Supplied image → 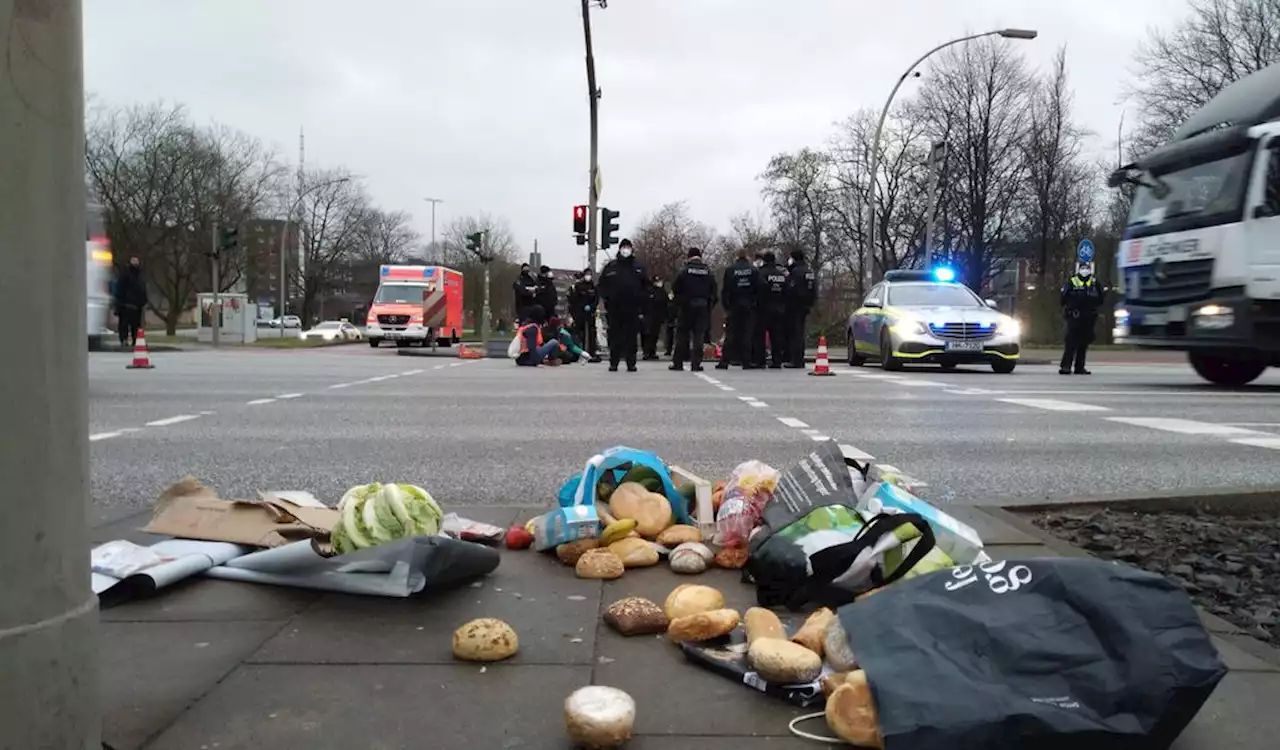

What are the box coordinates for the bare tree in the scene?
[1128,0,1280,154]
[914,37,1034,292]
[760,148,840,279]
[630,201,718,281]
[437,213,522,328]
[708,209,775,269]
[295,169,368,322]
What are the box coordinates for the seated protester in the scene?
[515,306,561,367]
[543,316,588,364]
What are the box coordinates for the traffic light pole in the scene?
[211,223,221,348]
[0,1,101,746]
[581,0,601,269]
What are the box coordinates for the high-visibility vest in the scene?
[1069,276,1095,289]
[517,323,543,355]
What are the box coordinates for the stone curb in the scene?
[982,505,1280,668]
[1001,486,1280,515]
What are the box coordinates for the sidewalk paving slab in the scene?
[95,505,1280,749]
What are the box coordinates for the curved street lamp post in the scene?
[278,176,351,329]
[864,28,1037,287]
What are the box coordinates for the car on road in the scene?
[847,269,1022,373]
[269,315,302,329]
[300,321,362,342]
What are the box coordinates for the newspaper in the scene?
[91,539,250,606]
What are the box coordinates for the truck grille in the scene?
[377,314,409,325]
[1126,258,1214,305]
[928,322,996,341]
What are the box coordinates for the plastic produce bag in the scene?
[557,446,693,525]
[858,481,988,566]
[834,557,1226,750]
[712,460,780,547]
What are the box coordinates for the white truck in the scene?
[1110,62,1280,386]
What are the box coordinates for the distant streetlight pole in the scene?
[423,197,444,254]
[864,28,1037,288]
[278,176,350,330]
[581,0,607,270]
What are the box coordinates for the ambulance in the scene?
[365,265,463,348]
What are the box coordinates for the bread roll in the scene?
[556,538,599,566]
[791,607,835,657]
[744,607,787,645]
[662,584,725,620]
[747,638,823,683]
[575,549,625,580]
[823,615,859,671]
[607,537,660,568]
[666,608,740,642]
[825,671,883,749]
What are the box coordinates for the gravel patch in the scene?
[1029,509,1279,643]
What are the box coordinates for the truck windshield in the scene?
[1129,151,1252,228]
[374,284,428,304]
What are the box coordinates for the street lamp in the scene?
[864,28,1037,286]
[581,0,608,271]
[278,176,351,330]
[423,197,444,255]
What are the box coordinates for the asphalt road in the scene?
[87,346,1280,522]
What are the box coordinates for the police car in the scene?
[846,268,1021,373]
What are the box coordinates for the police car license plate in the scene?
[1142,313,1168,326]
[945,341,983,352]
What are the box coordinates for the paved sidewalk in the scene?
[94,505,1280,750]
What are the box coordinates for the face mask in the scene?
[620,248,632,259]
[787,258,795,267]
[655,281,663,288]
[1078,265,1092,279]
[584,274,593,282]
[753,260,763,268]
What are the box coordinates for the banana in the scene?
[600,518,638,545]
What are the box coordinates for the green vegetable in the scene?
[332,482,444,554]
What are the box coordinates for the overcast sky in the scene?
[85,0,1178,269]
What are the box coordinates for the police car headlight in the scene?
[891,319,929,337]
[997,317,1021,338]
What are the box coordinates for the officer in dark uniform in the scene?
[599,239,647,372]
[534,266,558,317]
[717,249,759,370]
[642,276,668,361]
[1060,261,1104,375]
[662,286,679,357]
[747,251,767,365]
[783,249,816,368]
[753,251,788,368]
[567,268,600,361]
[512,263,538,322]
[670,247,717,372]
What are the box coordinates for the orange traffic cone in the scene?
[457,343,469,358]
[809,335,834,377]
[459,343,483,360]
[126,329,155,370]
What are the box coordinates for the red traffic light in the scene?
[572,204,587,234]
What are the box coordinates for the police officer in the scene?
[670,247,717,372]
[753,251,788,369]
[783,249,816,368]
[534,265,558,317]
[567,268,600,361]
[662,285,679,357]
[717,249,759,370]
[512,263,538,321]
[1060,260,1104,375]
[599,239,647,372]
[642,276,668,361]
[748,251,767,365]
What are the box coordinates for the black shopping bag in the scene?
[838,557,1226,750]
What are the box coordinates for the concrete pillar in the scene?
[0,1,101,747]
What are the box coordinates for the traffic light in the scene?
[465,231,485,253]
[218,225,239,254]
[573,205,587,235]
[600,207,620,248]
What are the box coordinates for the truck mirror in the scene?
[1106,170,1126,188]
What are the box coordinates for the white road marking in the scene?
[276,393,304,399]
[449,362,466,367]
[1105,417,1265,436]
[246,398,276,405]
[944,388,1006,396]
[1222,423,1280,427]
[778,417,809,428]
[433,365,446,370]
[402,369,424,376]
[747,400,768,408]
[90,431,124,442]
[1229,436,1280,450]
[986,389,1280,398]
[329,383,352,389]
[146,414,201,427]
[896,380,947,388]
[717,385,736,392]
[800,428,831,441]
[997,398,1110,412]
[849,372,903,380]
[737,396,755,402]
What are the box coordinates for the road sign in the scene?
[1076,239,1095,263]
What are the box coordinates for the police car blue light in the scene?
[932,266,956,283]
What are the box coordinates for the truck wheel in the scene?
[880,331,903,371]
[396,340,410,348]
[369,339,380,348]
[1188,353,1266,386]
